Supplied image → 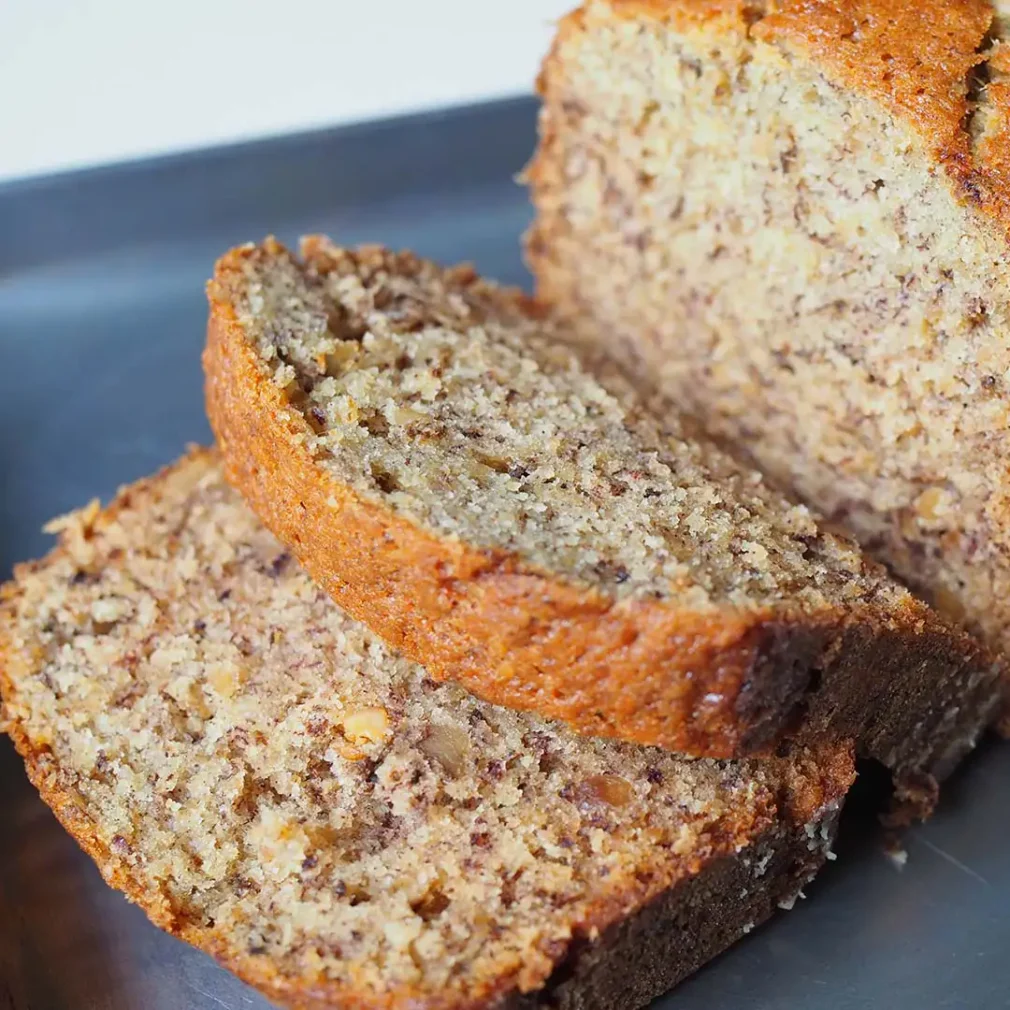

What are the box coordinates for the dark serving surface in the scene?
[1,98,1008,1010]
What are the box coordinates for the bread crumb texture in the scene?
[0,452,850,1009]
[526,0,1010,664]
[222,237,903,615]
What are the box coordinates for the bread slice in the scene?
[0,450,853,1010]
[204,236,998,792]
[526,0,1010,689]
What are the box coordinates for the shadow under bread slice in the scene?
[0,449,852,1010]
[204,237,1000,797]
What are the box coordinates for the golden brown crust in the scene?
[0,451,854,1010]
[204,240,999,785]
[583,0,1010,237]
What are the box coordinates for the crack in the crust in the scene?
[965,51,994,145]
[964,14,1006,147]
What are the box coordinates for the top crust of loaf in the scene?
[0,450,852,1010]
[573,0,1010,238]
[204,237,998,777]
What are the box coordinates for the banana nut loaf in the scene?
[203,236,999,795]
[0,450,854,1010]
[526,0,1010,689]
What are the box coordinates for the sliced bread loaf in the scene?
[203,237,999,792]
[0,450,853,1010]
[526,0,1010,684]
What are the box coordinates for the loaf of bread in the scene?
[0,451,853,1010]
[526,0,1010,687]
[204,236,999,797]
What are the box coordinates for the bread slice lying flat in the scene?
[0,450,852,1010]
[204,236,998,793]
[526,0,1010,688]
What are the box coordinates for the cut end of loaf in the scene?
[0,450,851,1009]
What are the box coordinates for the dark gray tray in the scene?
[1,98,1008,1010]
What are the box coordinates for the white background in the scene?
[0,0,572,182]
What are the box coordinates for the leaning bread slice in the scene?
[526,0,1010,690]
[0,450,853,1010]
[204,237,1000,788]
